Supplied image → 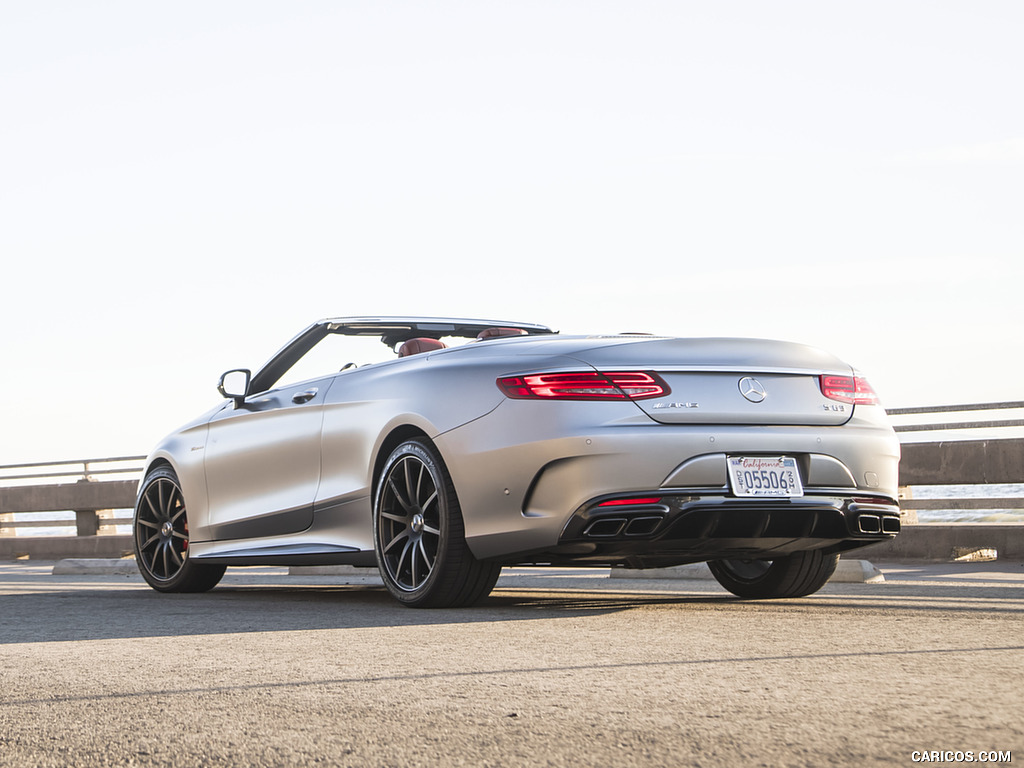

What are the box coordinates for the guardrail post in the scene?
[74,478,98,536]
[897,487,919,524]
[97,508,118,534]
[74,509,99,536]
[0,513,14,537]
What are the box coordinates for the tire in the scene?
[707,551,839,599]
[133,466,226,593]
[373,439,501,608]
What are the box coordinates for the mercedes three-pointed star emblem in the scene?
[738,376,767,403]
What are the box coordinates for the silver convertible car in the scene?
[134,317,901,607]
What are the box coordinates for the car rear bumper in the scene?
[525,492,901,568]
[438,399,900,562]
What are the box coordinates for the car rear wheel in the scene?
[374,439,501,608]
[133,466,226,593]
[707,551,839,599]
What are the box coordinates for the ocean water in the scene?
[907,483,1024,523]
[6,511,131,538]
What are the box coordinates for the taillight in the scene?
[497,371,669,400]
[819,374,879,405]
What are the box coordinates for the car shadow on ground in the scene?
[0,584,714,645]
[2,575,1023,645]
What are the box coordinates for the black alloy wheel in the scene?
[133,466,225,592]
[373,439,501,608]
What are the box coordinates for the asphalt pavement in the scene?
[1,561,1021,767]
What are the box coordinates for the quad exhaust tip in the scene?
[858,514,881,534]
[583,514,665,538]
[856,514,900,535]
[583,517,627,537]
[624,516,663,536]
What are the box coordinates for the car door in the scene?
[202,376,331,540]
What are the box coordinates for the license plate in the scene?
[727,456,803,498]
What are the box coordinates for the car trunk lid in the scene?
[567,337,854,426]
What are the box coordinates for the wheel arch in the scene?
[144,456,174,474]
[137,444,210,538]
[369,423,502,607]
[371,425,435,499]
[138,455,176,495]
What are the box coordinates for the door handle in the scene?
[291,388,318,404]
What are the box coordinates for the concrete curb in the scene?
[49,558,886,583]
[611,563,716,580]
[287,565,384,584]
[52,558,139,576]
[288,565,380,577]
[610,559,884,584]
[831,559,885,583]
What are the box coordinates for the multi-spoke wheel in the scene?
[377,449,442,592]
[373,439,501,608]
[133,466,225,593]
[707,551,839,599]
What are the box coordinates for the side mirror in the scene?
[217,369,251,407]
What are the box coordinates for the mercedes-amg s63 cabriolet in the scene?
[134,317,900,606]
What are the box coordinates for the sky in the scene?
[2,1,1023,465]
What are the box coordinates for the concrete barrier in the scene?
[861,523,1024,562]
[0,535,134,560]
[0,481,138,515]
[899,438,1024,484]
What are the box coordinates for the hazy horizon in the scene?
[2,1,1022,464]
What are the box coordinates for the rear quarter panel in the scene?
[315,349,578,508]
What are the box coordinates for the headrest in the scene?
[476,327,528,340]
[398,337,447,357]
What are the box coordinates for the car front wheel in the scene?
[373,439,501,608]
[133,466,226,593]
[707,551,839,599]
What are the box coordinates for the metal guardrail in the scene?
[0,456,145,538]
[1,401,1022,547]
[887,400,1024,434]
[0,455,146,484]
[886,402,1023,518]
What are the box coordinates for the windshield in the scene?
[270,334,398,390]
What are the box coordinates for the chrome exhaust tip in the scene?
[583,518,627,537]
[624,516,664,536]
[858,514,881,534]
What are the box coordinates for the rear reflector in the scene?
[819,374,879,405]
[596,497,663,507]
[498,371,669,400]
